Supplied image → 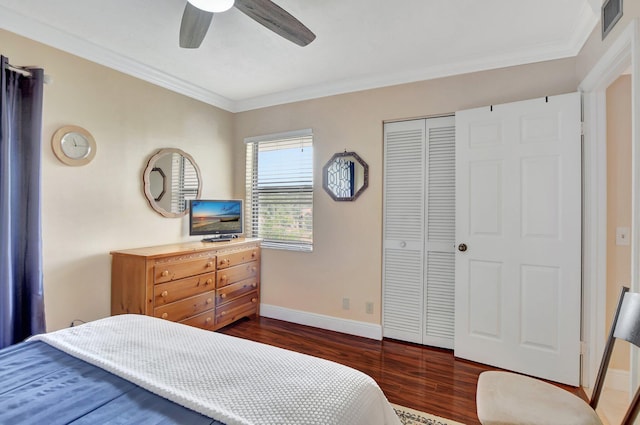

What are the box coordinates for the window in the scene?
[245,129,313,251]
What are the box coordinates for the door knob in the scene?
[458,243,468,252]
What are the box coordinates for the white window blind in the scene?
[245,130,313,252]
[170,153,199,213]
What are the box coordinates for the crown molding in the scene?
[0,5,235,111]
[234,5,598,112]
[1,4,598,113]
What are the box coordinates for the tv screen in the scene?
[189,199,243,239]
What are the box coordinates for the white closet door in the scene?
[424,117,456,348]
[383,119,426,344]
[454,93,581,386]
[383,116,456,348]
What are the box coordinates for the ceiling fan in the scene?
[179,0,316,48]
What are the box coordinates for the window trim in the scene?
[245,129,314,252]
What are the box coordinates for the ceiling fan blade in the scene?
[234,0,316,47]
[179,2,214,48]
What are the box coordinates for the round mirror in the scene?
[142,148,202,218]
[322,151,369,201]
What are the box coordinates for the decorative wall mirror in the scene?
[322,151,369,201]
[142,148,202,218]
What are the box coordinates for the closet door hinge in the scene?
[580,341,588,356]
[580,122,585,136]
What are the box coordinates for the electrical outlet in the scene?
[342,297,350,310]
[365,302,374,314]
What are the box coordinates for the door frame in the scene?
[580,18,639,390]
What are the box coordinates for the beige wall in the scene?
[576,7,640,378]
[234,59,579,324]
[577,3,640,81]
[606,75,632,371]
[0,30,235,331]
[4,15,615,333]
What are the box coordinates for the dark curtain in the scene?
[0,56,45,348]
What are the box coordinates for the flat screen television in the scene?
[189,199,243,241]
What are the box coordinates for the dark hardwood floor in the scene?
[219,316,585,425]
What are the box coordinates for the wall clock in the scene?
[51,125,96,166]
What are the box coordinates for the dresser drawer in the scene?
[154,291,215,322]
[154,257,216,283]
[154,272,215,306]
[111,239,260,331]
[216,277,258,306]
[217,248,260,269]
[215,292,258,327]
[180,309,215,331]
[217,262,258,288]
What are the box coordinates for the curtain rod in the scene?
[7,63,32,77]
[6,63,52,84]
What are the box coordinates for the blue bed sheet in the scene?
[0,340,225,425]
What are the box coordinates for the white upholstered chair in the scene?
[476,286,640,425]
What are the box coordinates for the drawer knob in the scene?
[205,317,212,323]
[221,275,228,282]
[252,282,258,288]
[220,293,227,299]
[161,313,168,319]
[251,251,256,258]
[206,262,214,268]
[221,311,227,316]
[161,270,169,277]
[206,298,213,304]
[251,267,257,273]
[251,298,258,303]
[161,291,168,298]
[206,279,213,286]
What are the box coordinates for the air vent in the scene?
[602,0,623,40]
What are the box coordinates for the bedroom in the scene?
[0,0,639,424]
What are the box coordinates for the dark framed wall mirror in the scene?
[142,148,202,218]
[322,151,369,201]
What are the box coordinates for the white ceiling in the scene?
[0,0,600,112]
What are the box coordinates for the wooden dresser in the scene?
[110,238,261,331]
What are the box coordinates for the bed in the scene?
[0,314,401,425]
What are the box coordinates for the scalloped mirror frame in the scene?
[142,148,202,218]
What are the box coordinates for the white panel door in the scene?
[454,93,582,386]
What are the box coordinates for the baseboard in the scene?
[605,368,629,392]
[259,304,382,341]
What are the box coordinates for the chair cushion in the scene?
[476,371,603,425]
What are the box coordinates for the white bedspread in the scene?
[30,315,401,425]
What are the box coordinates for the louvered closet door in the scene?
[383,119,426,344]
[383,116,455,348]
[424,117,455,348]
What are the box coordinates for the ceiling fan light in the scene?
[188,0,235,13]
